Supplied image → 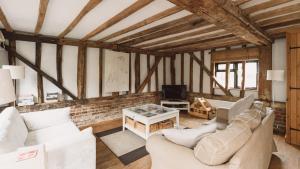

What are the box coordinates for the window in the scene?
[215,61,258,89]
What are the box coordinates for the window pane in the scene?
[217,64,226,70]
[229,72,235,88]
[229,63,234,70]
[245,62,257,88]
[216,72,226,87]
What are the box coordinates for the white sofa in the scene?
[146,109,275,169]
[0,107,96,169]
[216,94,255,124]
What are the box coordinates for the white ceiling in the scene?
[0,0,298,45]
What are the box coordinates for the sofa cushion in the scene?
[25,122,79,146]
[0,107,28,154]
[162,123,217,148]
[21,107,71,131]
[194,120,252,165]
[251,101,267,119]
[234,109,261,131]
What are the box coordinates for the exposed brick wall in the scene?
[16,92,160,127]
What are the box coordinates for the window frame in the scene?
[214,60,259,90]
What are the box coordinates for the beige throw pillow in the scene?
[234,109,261,131]
[194,121,252,165]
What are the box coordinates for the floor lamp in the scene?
[266,70,285,106]
[0,69,16,107]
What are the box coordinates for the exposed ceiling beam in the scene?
[2,30,172,56]
[250,3,300,22]
[58,0,102,38]
[98,6,182,42]
[267,24,300,35]
[161,36,244,53]
[168,0,272,45]
[136,25,219,48]
[262,18,300,30]
[147,31,231,51]
[0,7,13,32]
[243,0,291,15]
[122,18,208,46]
[232,0,251,6]
[113,14,198,44]
[81,0,153,41]
[35,0,49,34]
[258,12,300,27]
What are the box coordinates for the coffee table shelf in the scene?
[122,104,179,139]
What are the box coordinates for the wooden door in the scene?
[287,30,300,145]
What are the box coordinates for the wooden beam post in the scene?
[0,7,13,32]
[35,0,49,34]
[135,53,141,92]
[128,53,132,94]
[36,42,44,103]
[200,51,204,94]
[240,61,246,97]
[8,39,16,65]
[181,53,184,85]
[77,45,87,99]
[170,55,176,85]
[147,54,151,92]
[225,63,230,90]
[137,56,162,93]
[189,53,194,92]
[258,46,272,101]
[6,46,77,99]
[56,44,63,85]
[155,56,159,92]
[163,56,166,85]
[99,48,103,96]
[210,49,215,95]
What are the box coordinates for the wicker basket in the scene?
[126,117,135,128]
[159,120,174,129]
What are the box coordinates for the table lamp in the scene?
[0,69,16,106]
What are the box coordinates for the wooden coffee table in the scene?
[122,104,179,139]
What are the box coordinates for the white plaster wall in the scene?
[62,45,78,99]
[158,56,164,91]
[140,54,148,93]
[41,43,61,101]
[150,55,156,92]
[86,47,99,98]
[16,41,37,100]
[183,53,190,91]
[165,57,171,85]
[272,38,286,102]
[131,53,136,93]
[175,54,181,85]
[203,50,211,94]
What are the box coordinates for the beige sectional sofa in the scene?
[146,109,274,169]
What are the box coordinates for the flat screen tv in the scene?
[162,85,187,101]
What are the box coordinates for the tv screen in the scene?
[162,85,187,100]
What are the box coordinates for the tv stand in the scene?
[161,100,190,112]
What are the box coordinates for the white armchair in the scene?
[0,107,96,169]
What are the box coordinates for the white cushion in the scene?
[0,107,28,154]
[162,123,217,148]
[234,109,261,131]
[21,107,71,131]
[194,120,252,165]
[251,101,267,119]
[25,122,79,146]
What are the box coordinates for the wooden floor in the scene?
[95,114,300,169]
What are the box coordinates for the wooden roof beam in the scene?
[121,18,208,46]
[136,25,219,48]
[35,0,49,34]
[58,0,102,38]
[244,0,291,15]
[113,14,198,44]
[98,6,182,42]
[81,0,153,41]
[168,0,271,45]
[0,7,13,32]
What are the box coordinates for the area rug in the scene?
[95,127,148,165]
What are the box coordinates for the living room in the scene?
[0,0,300,169]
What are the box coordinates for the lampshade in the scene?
[0,69,16,105]
[2,65,25,79]
[266,70,285,81]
